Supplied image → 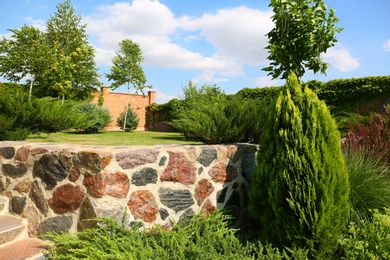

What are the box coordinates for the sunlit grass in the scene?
[26,130,203,146]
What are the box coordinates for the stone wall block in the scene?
[49,184,86,214]
[115,149,159,169]
[39,215,73,235]
[160,151,196,185]
[159,187,194,213]
[68,166,81,182]
[29,180,48,216]
[198,148,217,167]
[1,147,15,159]
[83,171,130,198]
[131,168,158,186]
[208,162,238,183]
[23,206,39,237]
[77,197,97,231]
[10,196,26,215]
[14,179,32,193]
[195,179,215,206]
[200,199,217,217]
[15,146,30,162]
[30,147,48,156]
[33,153,68,189]
[127,190,158,223]
[2,164,28,178]
[74,151,112,173]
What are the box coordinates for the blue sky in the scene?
[1,0,390,103]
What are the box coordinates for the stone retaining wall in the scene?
[0,142,257,237]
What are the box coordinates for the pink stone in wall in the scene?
[195,179,215,206]
[115,149,159,169]
[127,190,158,223]
[208,162,238,183]
[49,184,86,214]
[83,171,130,198]
[160,151,197,185]
[14,146,30,162]
[200,199,217,217]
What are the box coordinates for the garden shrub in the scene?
[74,103,111,133]
[31,97,85,134]
[343,147,390,224]
[171,95,257,144]
[343,106,390,164]
[249,72,350,258]
[0,87,33,140]
[340,208,390,259]
[44,211,309,259]
[117,105,139,132]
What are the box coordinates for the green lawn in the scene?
[26,130,203,146]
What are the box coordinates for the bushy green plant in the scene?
[44,211,308,259]
[0,87,33,140]
[249,73,350,258]
[343,147,390,223]
[74,103,111,133]
[117,105,139,132]
[340,208,390,259]
[31,97,84,134]
[171,95,256,144]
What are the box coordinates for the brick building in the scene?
[92,86,156,131]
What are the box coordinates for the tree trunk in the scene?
[29,79,34,100]
[123,84,131,133]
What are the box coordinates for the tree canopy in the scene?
[263,0,342,80]
[105,39,149,132]
[0,0,100,100]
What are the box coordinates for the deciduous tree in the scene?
[106,39,148,132]
[263,0,342,79]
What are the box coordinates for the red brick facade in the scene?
[92,87,156,131]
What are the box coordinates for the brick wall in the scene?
[92,87,156,131]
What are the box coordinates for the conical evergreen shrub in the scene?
[249,73,350,258]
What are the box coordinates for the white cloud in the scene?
[254,76,281,87]
[322,47,360,72]
[94,47,115,66]
[384,39,390,52]
[83,1,273,83]
[22,17,46,31]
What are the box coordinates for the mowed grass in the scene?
[26,130,203,146]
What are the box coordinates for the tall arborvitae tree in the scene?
[44,0,100,100]
[249,73,350,258]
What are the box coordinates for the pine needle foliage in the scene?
[249,73,350,258]
[116,105,139,132]
[44,211,309,259]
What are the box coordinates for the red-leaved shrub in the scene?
[343,106,390,164]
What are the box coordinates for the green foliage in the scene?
[264,0,342,79]
[0,0,99,101]
[249,73,350,258]
[305,76,390,113]
[31,98,85,134]
[171,95,255,144]
[73,103,111,134]
[105,39,147,92]
[0,87,34,140]
[343,148,390,224]
[117,105,140,132]
[340,209,390,259]
[0,25,52,99]
[44,0,100,100]
[44,211,309,259]
[235,86,282,100]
